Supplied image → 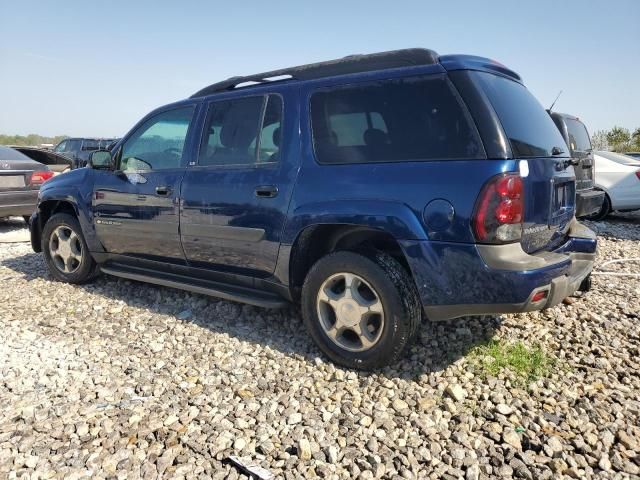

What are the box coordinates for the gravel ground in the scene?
[0,214,639,479]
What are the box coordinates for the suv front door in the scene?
[180,91,296,278]
[92,104,197,265]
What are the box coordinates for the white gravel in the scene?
[1,213,639,479]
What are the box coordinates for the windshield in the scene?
[471,72,568,158]
[565,118,592,152]
[0,145,32,161]
[595,150,640,166]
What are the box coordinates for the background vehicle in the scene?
[10,146,73,174]
[0,145,53,222]
[53,138,118,168]
[548,112,604,217]
[625,152,640,159]
[588,151,640,219]
[30,49,596,369]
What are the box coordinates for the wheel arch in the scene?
[285,223,416,301]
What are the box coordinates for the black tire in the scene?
[301,250,421,370]
[586,193,611,221]
[41,213,98,284]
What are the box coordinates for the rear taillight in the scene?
[635,170,640,181]
[473,173,524,243]
[30,171,54,186]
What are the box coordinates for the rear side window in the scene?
[472,72,568,158]
[81,140,100,151]
[565,118,591,153]
[199,94,283,166]
[310,74,484,164]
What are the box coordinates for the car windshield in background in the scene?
[596,150,640,166]
[565,118,592,152]
[472,72,568,158]
[0,145,32,161]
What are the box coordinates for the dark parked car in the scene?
[0,145,53,222]
[625,152,640,159]
[30,49,596,369]
[53,138,118,168]
[10,146,73,174]
[548,112,604,217]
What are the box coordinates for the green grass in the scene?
[469,340,554,383]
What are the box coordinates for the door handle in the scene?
[254,185,278,198]
[156,186,172,196]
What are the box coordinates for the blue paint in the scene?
[32,51,597,319]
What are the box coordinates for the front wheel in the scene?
[42,213,98,283]
[301,251,421,370]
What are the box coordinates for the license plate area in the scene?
[0,175,26,189]
[550,181,575,225]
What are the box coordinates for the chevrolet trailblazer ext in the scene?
[30,49,596,369]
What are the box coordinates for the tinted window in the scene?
[120,106,194,171]
[54,141,67,153]
[67,140,81,153]
[310,74,483,164]
[565,118,591,152]
[199,94,283,166]
[81,139,100,151]
[0,145,32,161]
[472,72,568,158]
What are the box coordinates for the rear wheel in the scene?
[587,193,611,221]
[42,213,98,283]
[301,250,421,370]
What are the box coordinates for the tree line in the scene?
[0,134,68,147]
[591,127,640,153]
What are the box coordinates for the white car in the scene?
[590,151,640,219]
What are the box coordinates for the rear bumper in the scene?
[0,190,39,217]
[400,220,596,321]
[575,188,605,218]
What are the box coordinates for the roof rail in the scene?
[190,48,439,98]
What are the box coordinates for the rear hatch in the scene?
[557,115,594,192]
[467,71,576,253]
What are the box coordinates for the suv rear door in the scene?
[180,89,296,278]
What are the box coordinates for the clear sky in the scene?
[1,0,638,138]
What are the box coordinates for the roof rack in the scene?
[190,48,439,98]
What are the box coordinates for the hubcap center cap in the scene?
[338,300,360,327]
[58,241,71,258]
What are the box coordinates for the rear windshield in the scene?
[0,145,32,161]
[565,118,592,152]
[472,72,568,158]
[310,74,484,164]
[596,150,640,166]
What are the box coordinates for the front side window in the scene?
[199,94,283,166]
[472,72,568,158]
[120,106,194,171]
[54,141,67,153]
[310,74,484,164]
[565,118,592,153]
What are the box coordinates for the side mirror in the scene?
[89,150,113,169]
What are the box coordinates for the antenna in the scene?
[549,90,563,112]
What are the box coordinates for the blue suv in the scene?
[30,49,596,369]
